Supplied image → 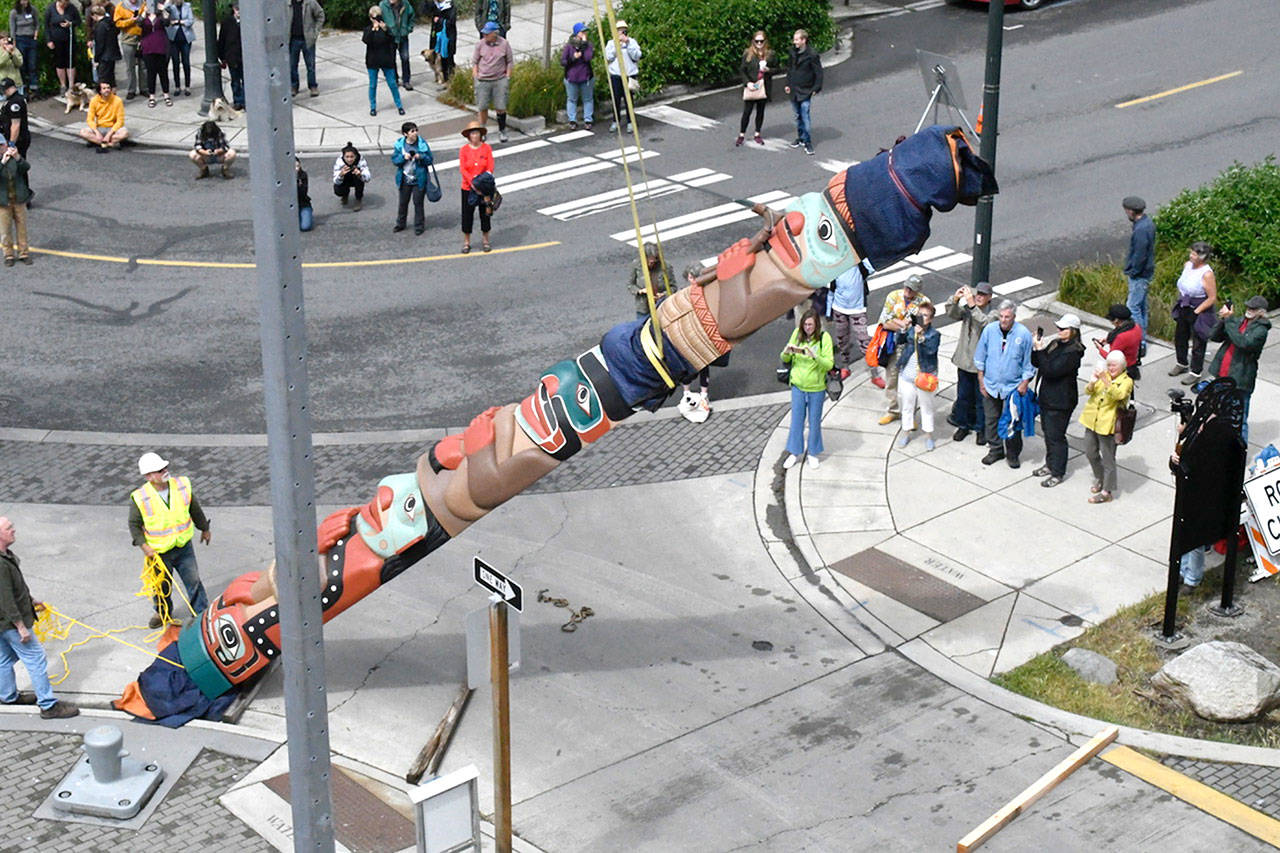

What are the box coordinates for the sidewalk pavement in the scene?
[776,291,1280,720]
[29,0,892,154]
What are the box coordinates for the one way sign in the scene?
[474,557,523,611]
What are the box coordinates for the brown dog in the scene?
[63,83,94,114]
[420,47,445,85]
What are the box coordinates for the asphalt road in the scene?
[2,0,1275,433]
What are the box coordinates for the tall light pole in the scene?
[198,0,227,115]
[970,0,1004,286]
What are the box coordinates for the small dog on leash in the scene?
[420,48,445,85]
[63,83,94,114]
[209,97,240,122]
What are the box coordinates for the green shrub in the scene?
[0,0,92,96]
[323,0,375,31]
[606,0,834,90]
[442,60,565,120]
[444,63,472,106]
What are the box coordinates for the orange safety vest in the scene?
[131,476,195,553]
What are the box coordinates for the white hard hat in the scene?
[138,452,169,475]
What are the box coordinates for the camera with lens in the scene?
[1168,388,1194,424]
[910,313,921,327]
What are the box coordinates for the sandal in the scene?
[1040,476,1063,488]
[482,241,491,253]
[461,244,470,254]
[1088,491,1113,504]
[164,95,173,107]
[1090,481,1103,494]
[148,96,156,108]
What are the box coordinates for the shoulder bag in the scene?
[1114,402,1137,445]
[424,162,442,203]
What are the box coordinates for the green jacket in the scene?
[0,549,36,630]
[0,156,31,206]
[781,328,834,392]
[379,0,415,39]
[1207,314,1271,394]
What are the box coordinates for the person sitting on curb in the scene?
[332,141,371,211]
[77,80,128,151]
[189,119,235,179]
[0,141,32,265]
[0,516,79,718]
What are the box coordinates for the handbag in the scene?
[424,162,442,203]
[627,75,639,93]
[743,81,766,101]
[775,362,791,384]
[914,372,939,393]
[1114,402,1137,445]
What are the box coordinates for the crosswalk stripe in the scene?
[536,168,731,220]
[816,158,858,173]
[500,148,659,194]
[994,276,1043,295]
[611,190,793,246]
[434,139,552,172]
[907,0,945,10]
[550,130,595,143]
[749,138,795,153]
[922,252,972,271]
[636,104,720,131]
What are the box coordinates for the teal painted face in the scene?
[768,191,860,288]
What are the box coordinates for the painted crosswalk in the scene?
[994,276,1043,295]
[537,168,731,220]
[610,190,795,247]
[500,147,659,194]
[635,104,720,131]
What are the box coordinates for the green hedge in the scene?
[444,59,564,121]
[610,0,834,90]
[1060,158,1280,335]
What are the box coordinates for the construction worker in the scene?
[128,452,210,628]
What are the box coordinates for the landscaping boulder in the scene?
[1062,648,1117,685]
[1151,641,1280,722]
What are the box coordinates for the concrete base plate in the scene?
[49,755,164,819]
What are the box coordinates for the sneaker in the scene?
[352,198,362,212]
[1007,456,1021,469]
[838,368,851,380]
[569,121,578,130]
[609,121,618,132]
[393,224,406,233]
[499,130,509,143]
[398,107,405,115]
[952,428,970,442]
[981,449,1006,465]
[754,133,764,145]
[925,437,936,451]
[309,87,319,97]
[975,433,988,446]
[403,82,414,91]
[1032,465,1052,477]
[3,257,12,267]
[196,165,209,179]
[221,164,232,179]
[806,454,821,469]
[870,376,886,390]
[782,453,798,469]
[2,690,36,705]
[804,145,814,156]
[789,139,803,148]
[735,134,744,147]
[40,700,79,719]
[340,194,348,206]
[697,390,712,415]
[148,614,163,629]
[1168,363,1188,376]
[878,413,900,425]
[1180,372,1201,386]
[622,124,631,134]
[584,122,593,130]
[677,391,698,416]
[897,433,911,448]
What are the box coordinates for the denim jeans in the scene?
[948,369,985,432]
[289,37,317,91]
[395,37,412,86]
[15,35,37,94]
[1180,546,1207,587]
[368,67,403,111]
[786,386,826,456]
[158,540,209,616]
[0,627,56,709]
[1127,276,1149,354]
[170,37,192,89]
[790,97,812,147]
[1243,394,1251,443]
[564,78,593,123]
[228,65,245,108]
[299,205,314,232]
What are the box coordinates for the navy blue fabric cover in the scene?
[600,316,696,411]
[127,641,235,728]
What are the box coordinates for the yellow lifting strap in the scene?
[590,0,673,358]
[138,552,199,624]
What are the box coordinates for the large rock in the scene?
[1062,648,1117,685]
[1151,641,1280,722]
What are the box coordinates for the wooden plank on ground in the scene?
[1100,745,1280,847]
[957,726,1118,853]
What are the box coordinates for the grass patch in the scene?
[993,582,1280,749]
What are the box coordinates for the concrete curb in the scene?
[758,370,1280,766]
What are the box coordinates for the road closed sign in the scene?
[1243,467,1280,557]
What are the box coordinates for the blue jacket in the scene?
[997,388,1039,439]
[1124,214,1155,280]
[974,321,1035,396]
[895,326,940,374]
[392,136,433,189]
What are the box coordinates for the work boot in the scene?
[952,427,970,442]
[40,701,79,719]
[148,613,163,629]
[2,690,36,705]
[981,449,1006,465]
[1168,363,1188,376]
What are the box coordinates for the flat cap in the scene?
[1246,295,1269,311]
[1122,196,1146,211]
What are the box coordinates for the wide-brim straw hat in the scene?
[461,120,488,139]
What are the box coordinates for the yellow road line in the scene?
[30,240,561,270]
[1100,745,1280,846]
[1116,70,1243,108]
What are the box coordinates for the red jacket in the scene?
[459,142,493,191]
[1098,321,1142,367]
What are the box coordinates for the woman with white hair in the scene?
[1079,348,1133,503]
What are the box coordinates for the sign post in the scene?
[473,557,522,853]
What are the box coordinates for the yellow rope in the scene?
[33,604,185,685]
[137,553,198,624]
[591,1,672,355]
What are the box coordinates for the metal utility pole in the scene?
[198,0,228,116]
[241,1,335,850]
[970,0,1004,287]
[490,596,513,852]
[542,0,554,68]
